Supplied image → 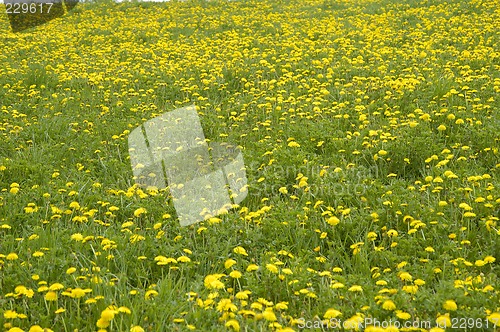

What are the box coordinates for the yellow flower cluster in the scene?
[0,0,499,330]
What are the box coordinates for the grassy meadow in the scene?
[1,0,500,331]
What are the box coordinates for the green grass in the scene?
[0,0,499,331]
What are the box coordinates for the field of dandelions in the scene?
[1,0,499,331]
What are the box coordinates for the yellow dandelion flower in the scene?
[144,290,159,299]
[117,306,131,314]
[396,311,411,320]
[402,285,418,294]
[225,259,237,269]
[233,246,248,256]
[278,187,288,194]
[236,291,250,300]
[177,256,191,263]
[69,201,80,210]
[482,285,494,292]
[487,312,500,324]
[246,264,259,272]
[49,283,64,291]
[458,202,472,210]
[204,274,225,289]
[367,232,377,241]
[96,318,110,329]
[71,233,84,241]
[4,310,19,319]
[28,326,45,332]
[324,308,342,319]
[266,264,279,274]
[399,272,413,281]
[225,319,240,331]
[475,260,486,267]
[331,282,345,289]
[70,288,87,298]
[44,291,57,301]
[436,314,451,327]
[275,302,288,310]
[382,300,396,311]
[262,309,277,321]
[229,270,242,279]
[6,253,19,260]
[326,216,340,226]
[484,256,496,263]
[100,309,115,321]
[387,229,398,237]
[133,207,147,217]
[443,300,457,311]
[348,285,363,292]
